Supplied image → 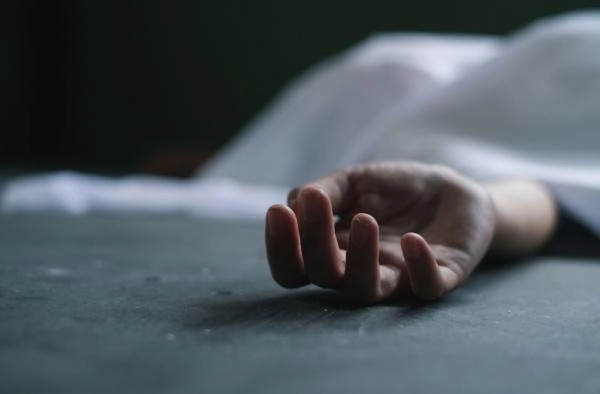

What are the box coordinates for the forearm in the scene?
[484,178,558,257]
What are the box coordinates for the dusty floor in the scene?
[1,216,599,394]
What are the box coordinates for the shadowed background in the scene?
[1,0,596,174]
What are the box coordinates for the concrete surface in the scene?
[1,216,599,394]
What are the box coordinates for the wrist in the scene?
[484,179,558,257]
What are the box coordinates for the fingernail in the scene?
[301,189,322,223]
[402,235,422,260]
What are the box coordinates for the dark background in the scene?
[1,1,596,174]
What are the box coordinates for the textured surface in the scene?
[1,216,599,394]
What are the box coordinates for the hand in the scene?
[265,162,496,303]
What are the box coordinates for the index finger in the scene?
[287,168,353,214]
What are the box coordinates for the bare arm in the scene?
[485,179,558,257]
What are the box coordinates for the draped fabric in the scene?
[200,11,600,233]
[2,12,599,233]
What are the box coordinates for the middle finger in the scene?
[298,187,345,289]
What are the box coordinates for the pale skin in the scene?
[265,161,558,304]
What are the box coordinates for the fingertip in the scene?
[300,185,328,201]
[352,212,377,226]
[267,204,295,237]
[350,213,377,245]
[266,204,286,218]
[400,233,445,300]
[400,232,427,260]
[267,203,292,216]
[350,213,380,253]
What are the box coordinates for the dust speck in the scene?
[46,268,70,278]
[92,259,106,268]
[201,268,211,275]
[165,333,176,341]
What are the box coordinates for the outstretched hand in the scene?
[265,162,496,303]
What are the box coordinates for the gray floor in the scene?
[1,216,599,394]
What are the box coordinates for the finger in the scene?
[400,233,448,300]
[289,169,353,214]
[345,213,380,303]
[265,204,308,288]
[345,214,404,303]
[287,187,301,212]
[299,187,345,289]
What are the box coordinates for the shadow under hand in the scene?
[538,213,600,260]
[185,226,600,336]
[185,288,463,335]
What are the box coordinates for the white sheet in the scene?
[2,11,599,233]
[1,173,286,220]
